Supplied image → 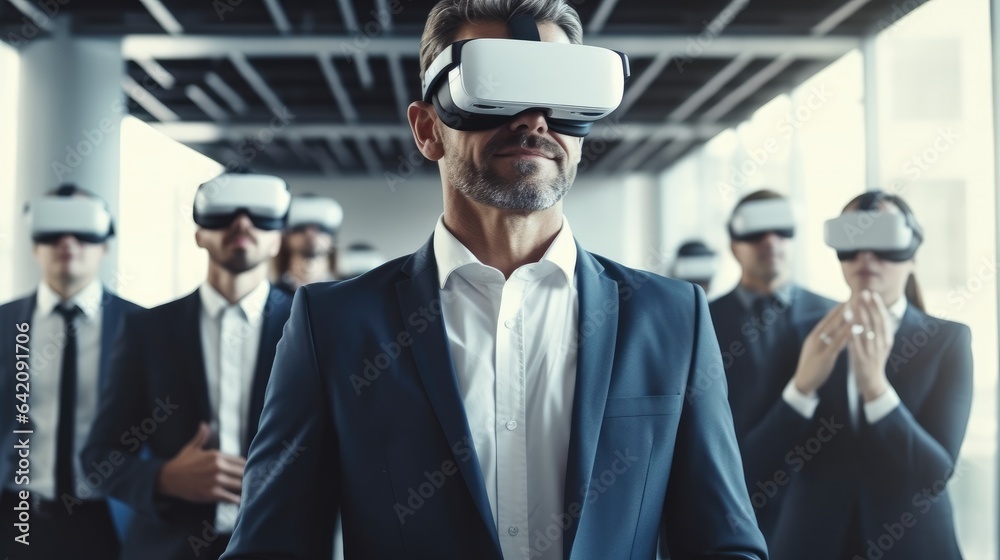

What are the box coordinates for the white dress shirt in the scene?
[23,279,104,499]
[198,280,269,532]
[434,215,579,560]
[783,297,908,427]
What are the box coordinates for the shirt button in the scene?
[503,318,514,329]
[508,526,518,536]
[506,420,517,430]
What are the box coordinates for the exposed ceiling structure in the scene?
[1,0,927,178]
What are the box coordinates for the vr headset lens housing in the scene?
[672,255,718,282]
[193,174,291,231]
[422,38,629,137]
[729,199,796,241]
[287,197,344,234]
[824,211,920,262]
[29,198,114,244]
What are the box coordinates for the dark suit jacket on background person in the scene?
[746,304,973,560]
[0,289,141,549]
[81,286,292,560]
[709,284,835,533]
[221,238,768,560]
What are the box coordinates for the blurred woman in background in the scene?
[749,190,973,560]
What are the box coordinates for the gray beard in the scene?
[448,155,575,211]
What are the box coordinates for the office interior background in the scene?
[0,0,997,556]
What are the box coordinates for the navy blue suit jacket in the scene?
[748,304,973,560]
[0,289,142,539]
[81,286,292,560]
[222,238,767,560]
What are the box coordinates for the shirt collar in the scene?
[199,280,271,323]
[734,282,793,310]
[37,278,103,320]
[433,214,577,290]
[888,295,908,325]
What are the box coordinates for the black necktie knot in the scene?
[55,304,83,323]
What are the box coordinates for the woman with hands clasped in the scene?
[758,191,973,560]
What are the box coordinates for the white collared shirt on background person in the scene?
[21,279,104,500]
[198,279,269,532]
[434,215,579,560]
[783,296,908,427]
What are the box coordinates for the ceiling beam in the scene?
[7,0,56,33]
[262,0,293,35]
[136,0,184,35]
[586,0,620,34]
[335,0,375,89]
[132,56,176,89]
[354,138,383,175]
[387,54,410,123]
[204,71,249,115]
[317,55,360,123]
[149,121,728,144]
[122,34,859,60]
[666,53,754,122]
[122,75,180,122]
[229,53,291,123]
[186,84,229,121]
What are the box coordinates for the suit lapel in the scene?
[245,286,290,452]
[99,293,122,390]
[175,291,212,424]
[563,249,619,560]
[885,305,919,385]
[395,238,502,557]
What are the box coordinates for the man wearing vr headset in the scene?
[0,185,141,560]
[272,194,344,294]
[82,174,294,560]
[669,240,719,294]
[223,2,766,560]
[708,189,835,534]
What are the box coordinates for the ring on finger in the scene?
[865,330,876,341]
[820,333,833,345]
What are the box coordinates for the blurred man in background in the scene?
[82,174,294,560]
[272,194,343,293]
[1,184,141,560]
[709,189,835,535]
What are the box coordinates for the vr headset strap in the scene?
[508,12,540,41]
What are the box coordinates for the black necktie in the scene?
[54,304,82,498]
[750,296,780,373]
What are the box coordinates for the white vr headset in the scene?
[824,211,921,262]
[729,198,796,241]
[339,244,385,278]
[27,196,114,244]
[421,13,629,137]
[193,174,291,231]
[287,196,344,234]
[672,255,718,282]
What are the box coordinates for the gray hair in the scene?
[419,0,584,83]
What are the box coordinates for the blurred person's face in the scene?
[33,235,106,287]
[195,213,282,273]
[731,231,790,287]
[410,21,584,211]
[839,202,914,305]
[285,226,334,258]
